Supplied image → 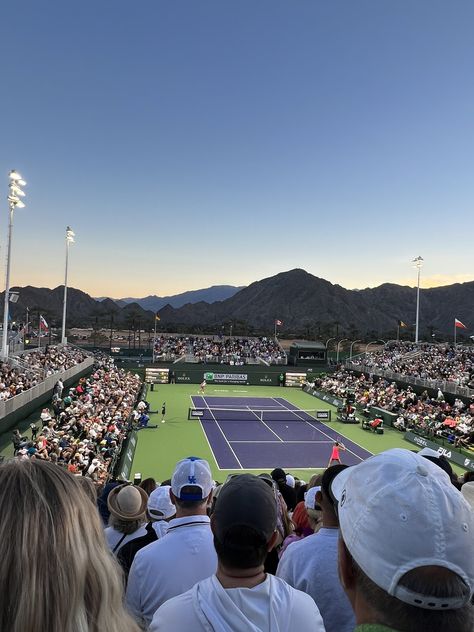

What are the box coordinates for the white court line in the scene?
[203,399,244,469]
[273,397,366,462]
[246,406,284,442]
[231,440,334,444]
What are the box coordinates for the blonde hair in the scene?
[0,459,141,632]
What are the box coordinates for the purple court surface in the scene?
[192,396,372,470]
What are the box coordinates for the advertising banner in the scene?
[405,431,474,471]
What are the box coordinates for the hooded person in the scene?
[149,473,325,632]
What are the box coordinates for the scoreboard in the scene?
[145,367,169,384]
[284,372,307,387]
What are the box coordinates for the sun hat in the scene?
[331,448,474,610]
[213,473,277,543]
[148,485,175,520]
[108,484,148,521]
[171,456,213,501]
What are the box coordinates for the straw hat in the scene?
[107,484,148,521]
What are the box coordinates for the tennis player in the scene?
[161,402,166,424]
[199,380,206,394]
[327,440,345,467]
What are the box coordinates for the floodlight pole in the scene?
[61,227,75,344]
[336,339,348,363]
[2,171,26,359]
[349,339,362,360]
[413,256,424,344]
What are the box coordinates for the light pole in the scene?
[336,338,348,363]
[61,227,75,344]
[2,171,26,359]
[413,256,424,344]
[365,339,386,354]
[349,339,362,360]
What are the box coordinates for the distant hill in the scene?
[155,269,474,337]
[5,271,473,338]
[96,285,244,312]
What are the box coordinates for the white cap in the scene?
[171,457,213,501]
[461,482,474,510]
[148,486,175,520]
[304,486,321,509]
[418,447,441,459]
[331,448,474,610]
[286,474,295,488]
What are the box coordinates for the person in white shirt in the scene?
[126,457,217,628]
[150,473,325,632]
[277,465,355,632]
[104,484,148,555]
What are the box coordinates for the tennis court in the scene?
[192,395,372,470]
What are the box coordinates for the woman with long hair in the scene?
[0,459,141,632]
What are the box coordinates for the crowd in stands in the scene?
[1,450,472,631]
[0,345,89,401]
[154,335,286,364]
[351,342,474,389]
[17,345,88,376]
[12,356,142,482]
[312,369,474,448]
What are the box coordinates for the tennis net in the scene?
[188,406,331,422]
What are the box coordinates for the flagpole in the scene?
[397,324,400,342]
[152,316,157,364]
[454,319,456,346]
[274,319,277,339]
[38,313,41,349]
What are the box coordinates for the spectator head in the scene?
[271,468,287,484]
[0,459,140,632]
[304,486,323,532]
[147,485,176,521]
[285,474,295,488]
[140,477,157,496]
[332,449,474,632]
[107,484,148,535]
[212,473,278,570]
[315,463,348,527]
[170,456,213,514]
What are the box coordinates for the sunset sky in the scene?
[1,1,473,298]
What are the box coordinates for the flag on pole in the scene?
[398,320,407,328]
[275,319,282,326]
[40,315,49,331]
[155,314,161,321]
[455,318,467,329]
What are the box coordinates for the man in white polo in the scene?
[126,457,217,628]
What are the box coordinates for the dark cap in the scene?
[213,474,277,542]
[270,468,286,482]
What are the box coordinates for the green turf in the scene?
[131,385,428,482]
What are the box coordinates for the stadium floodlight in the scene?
[349,339,362,361]
[412,256,424,344]
[61,226,75,344]
[365,339,385,354]
[336,339,348,363]
[2,171,26,359]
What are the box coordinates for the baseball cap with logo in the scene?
[148,485,175,520]
[331,448,474,610]
[171,456,213,501]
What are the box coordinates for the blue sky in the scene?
[0,1,473,297]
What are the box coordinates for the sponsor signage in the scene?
[316,410,331,421]
[191,409,204,417]
[405,431,474,472]
[304,386,344,409]
[204,372,248,384]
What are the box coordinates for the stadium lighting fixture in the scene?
[412,256,424,344]
[349,339,362,360]
[61,226,75,344]
[2,171,26,359]
[336,339,348,363]
[365,339,385,354]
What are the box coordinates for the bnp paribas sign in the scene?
[204,372,248,384]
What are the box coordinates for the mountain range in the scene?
[96,285,244,311]
[4,269,473,337]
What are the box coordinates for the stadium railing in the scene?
[344,360,474,399]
